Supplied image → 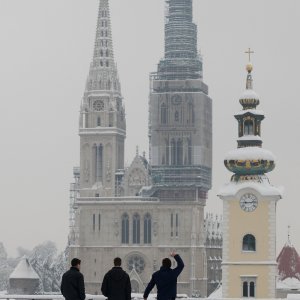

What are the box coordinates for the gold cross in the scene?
[245,47,254,62]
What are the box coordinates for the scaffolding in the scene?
[68,167,80,245]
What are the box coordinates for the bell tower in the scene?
[218,58,282,298]
[79,0,126,197]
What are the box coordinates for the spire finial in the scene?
[245,48,254,73]
[288,225,291,245]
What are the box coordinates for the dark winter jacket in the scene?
[143,254,184,300]
[101,266,131,300]
[60,266,85,300]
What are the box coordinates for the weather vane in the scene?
[245,47,254,62]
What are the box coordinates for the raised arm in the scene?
[172,254,184,277]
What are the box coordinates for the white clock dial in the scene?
[240,193,258,212]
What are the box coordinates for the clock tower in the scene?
[218,61,282,298]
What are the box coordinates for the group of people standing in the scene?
[60,252,184,300]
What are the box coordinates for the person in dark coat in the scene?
[61,258,85,300]
[143,251,184,300]
[101,257,131,300]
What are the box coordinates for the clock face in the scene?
[240,193,258,212]
[171,95,182,105]
[93,100,104,111]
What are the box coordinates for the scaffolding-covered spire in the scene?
[157,0,203,80]
[84,0,121,95]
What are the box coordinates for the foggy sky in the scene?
[0,0,299,257]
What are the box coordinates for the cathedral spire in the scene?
[156,0,203,80]
[84,0,120,95]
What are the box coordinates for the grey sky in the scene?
[0,0,299,256]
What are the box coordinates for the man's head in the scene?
[114,257,122,267]
[162,258,172,269]
[71,258,81,270]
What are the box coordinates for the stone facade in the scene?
[69,0,212,297]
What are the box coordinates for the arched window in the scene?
[165,139,169,165]
[187,138,192,165]
[133,213,140,244]
[121,214,129,244]
[243,281,248,297]
[242,234,256,251]
[161,103,167,124]
[144,213,151,244]
[244,120,254,135]
[176,139,183,165]
[97,116,101,127]
[96,144,103,182]
[171,139,176,165]
[250,281,255,297]
[242,279,256,298]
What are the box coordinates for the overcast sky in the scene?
[0,0,299,257]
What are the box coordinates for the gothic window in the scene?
[108,80,111,90]
[98,214,101,231]
[100,60,103,66]
[106,61,109,67]
[85,110,89,128]
[97,116,101,127]
[244,120,254,135]
[133,213,140,244]
[175,213,179,237]
[105,40,108,47]
[121,213,129,244]
[242,234,256,251]
[188,138,192,165]
[109,109,114,127]
[96,144,103,182]
[105,30,108,37]
[188,103,194,124]
[171,139,176,165]
[100,50,103,57]
[165,139,169,165]
[176,139,183,165]
[175,111,179,122]
[161,103,167,124]
[93,214,95,231]
[144,213,151,244]
[101,31,104,37]
[106,49,109,57]
[170,213,174,237]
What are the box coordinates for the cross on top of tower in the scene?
[245,47,254,62]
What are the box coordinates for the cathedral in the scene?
[68,0,213,297]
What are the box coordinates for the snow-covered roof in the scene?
[239,89,259,100]
[208,284,222,299]
[277,242,300,282]
[235,109,265,116]
[225,146,275,161]
[237,135,262,142]
[277,277,300,290]
[219,178,283,198]
[9,257,39,280]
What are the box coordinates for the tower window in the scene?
[97,116,101,127]
[144,213,151,244]
[161,103,167,124]
[242,234,256,251]
[241,278,256,298]
[98,214,101,231]
[92,214,95,231]
[175,111,179,122]
[133,213,140,244]
[121,213,129,244]
[244,120,254,135]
